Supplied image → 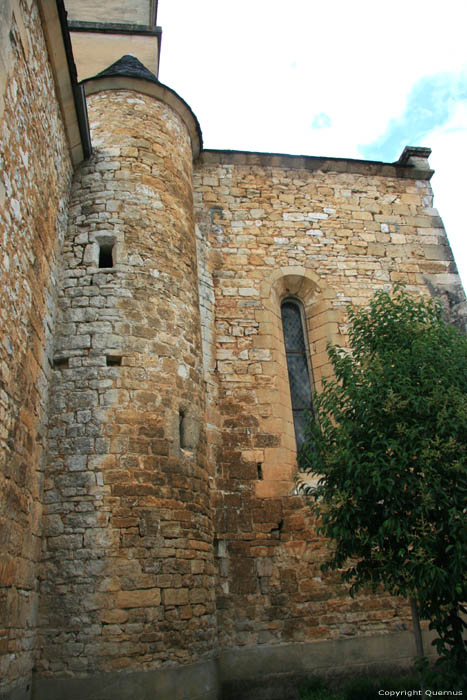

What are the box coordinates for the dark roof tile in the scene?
[90,54,158,84]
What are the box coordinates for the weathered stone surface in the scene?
[115,589,161,609]
[1,4,466,698]
[193,154,465,653]
[0,0,72,694]
[37,90,216,679]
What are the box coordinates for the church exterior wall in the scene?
[36,89,217,681]
[0,1,73,696]
[194,152,460,498]
[192,152,460,656]
[1,4,466,698]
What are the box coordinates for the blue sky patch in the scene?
[359,72,467,162]
[311,112,332,129]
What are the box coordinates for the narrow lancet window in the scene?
[281,299,314,450]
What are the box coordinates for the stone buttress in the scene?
[37,57,216,680]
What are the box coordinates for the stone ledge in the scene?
[0,681,31,700]
[200,149,434,180]
[219,629,437,684]
[31,630,437,700]
[69,21,162,36]
[32,658,219,700]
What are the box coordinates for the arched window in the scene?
[281,299,314,450]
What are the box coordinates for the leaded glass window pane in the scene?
[281,300,313,450]
[282,302,306,353]
[286,354,312,409]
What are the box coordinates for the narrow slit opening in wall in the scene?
[106,355,122,367]
[99,242,114,268]
[53,358,69,370]
[179,409,186,448]
[257,463,263,480]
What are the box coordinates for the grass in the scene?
[298,666,466,700]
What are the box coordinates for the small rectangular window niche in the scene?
[106,355,122,366]
[178,408,199,451]
[99,242,114,268]
[53,357,69,370]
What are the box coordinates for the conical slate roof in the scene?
[89,54,159,84]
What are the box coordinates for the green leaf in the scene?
[298,286,467,670]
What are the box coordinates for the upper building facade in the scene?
[0,2,465,699]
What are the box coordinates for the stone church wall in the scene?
[0,0,73,696]
[36,89,217,680]
[1,3,466,697]
[193,152,459,654]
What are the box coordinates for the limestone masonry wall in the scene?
[0,0,73,694]
[37,90,217,679]
[1,4,467,697]
[193,155,461,650]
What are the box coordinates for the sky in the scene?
[157,0,467,290]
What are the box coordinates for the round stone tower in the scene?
[39,57,216,682]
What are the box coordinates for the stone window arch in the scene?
[280,297,314,450]
[255,266,339,497]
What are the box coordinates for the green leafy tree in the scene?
[299,287,467,675]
